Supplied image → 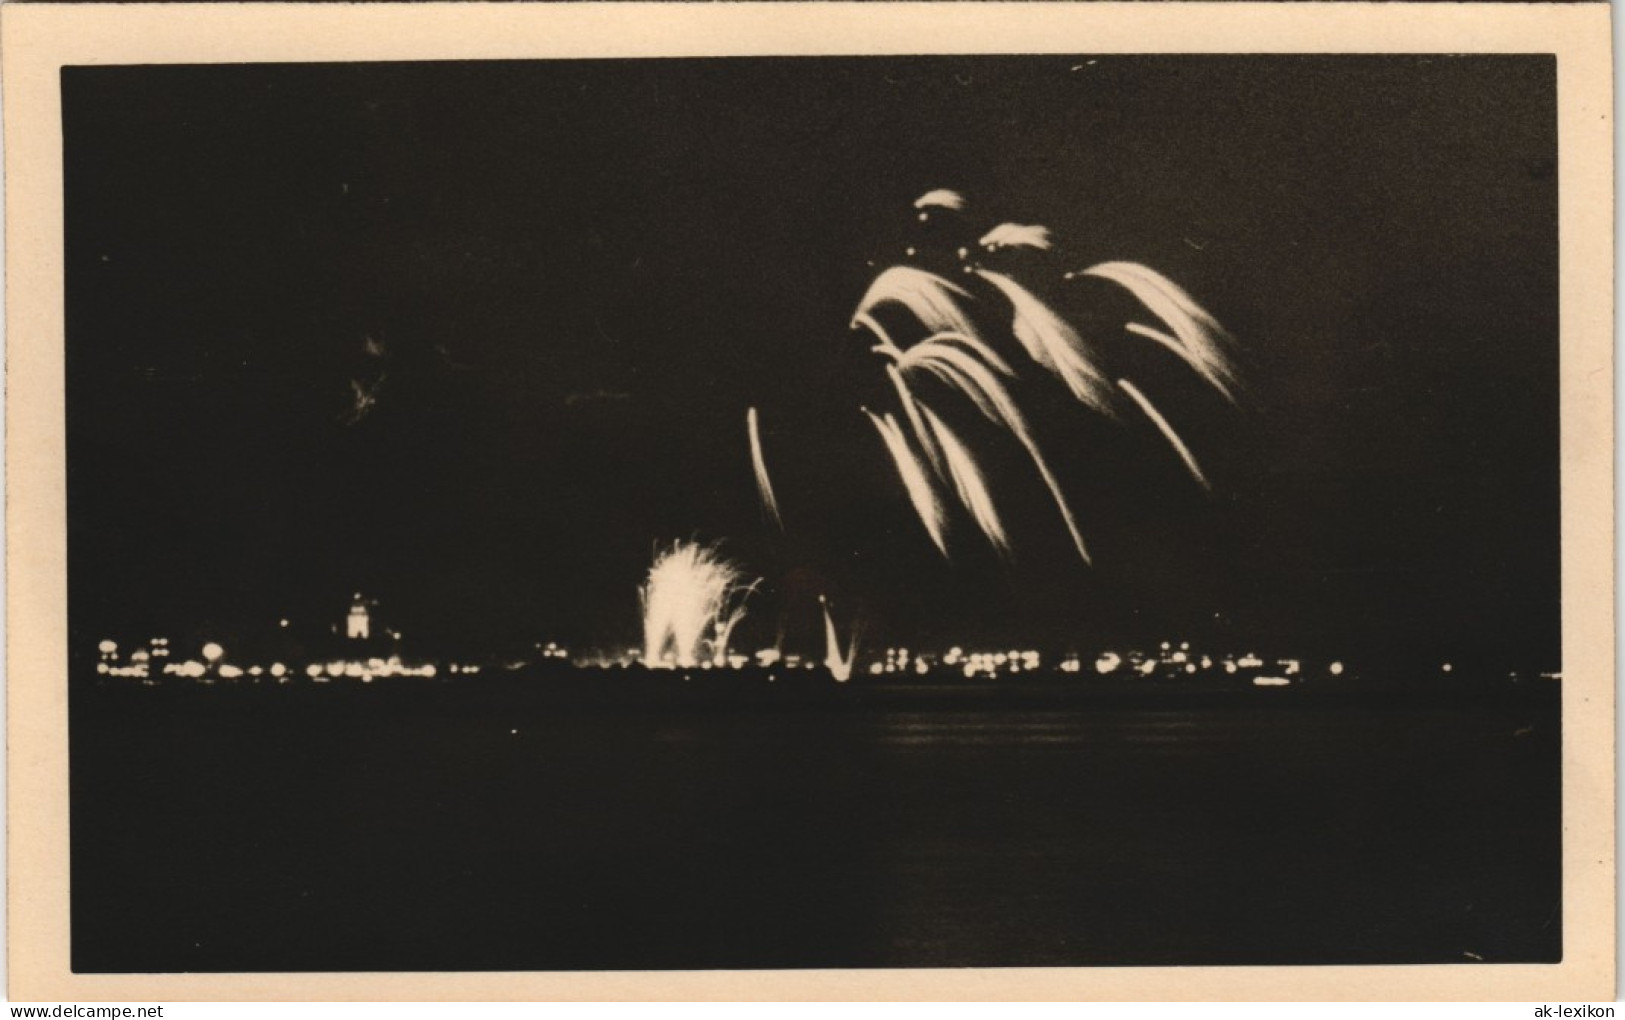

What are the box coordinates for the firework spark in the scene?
[852,266,978,355]
[886,364,945,475]
[640,542,757,668]
[747,407,783,530]
[979,223,1053,251]
[1077,261,1239,402]
[913,189,967,212]
[1117,378,1210,490]
[864,408,949,555]
[898,339,1091,563]
[976,269,1113,414]
[922,405,1009,556]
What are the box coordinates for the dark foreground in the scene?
[70,677,1561,971]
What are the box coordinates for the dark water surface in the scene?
[71,681,1560,971]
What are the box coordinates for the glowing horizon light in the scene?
[219,664,244,679]
[201,642,224,663]
[98,640,117,654]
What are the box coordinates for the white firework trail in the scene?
[922,405,1010,557]
[1117,378,1210,491]
[913,189,966,211]
[863,408,949,556]
[640,542,757,668]
[977,269,1114,414]
[1077,261,1239,403]
[820,596,859,683]
[881,329,1015,378]
[886,364,944,475]
[979,222,1053,251]
[1125,321,1192,363]
[711,601,751,668]
[851,266,979,354]
[897,343,1091,565]
[746,406,783,530]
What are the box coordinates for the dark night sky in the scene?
[64,56,1559,668]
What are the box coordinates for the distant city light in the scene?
[1441,663,1454,673]
[201,642,224,663]
[98,640,117,654]
[1328,661,1345,676]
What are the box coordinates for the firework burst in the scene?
[842,190,1241,564]
[640,542,757,668]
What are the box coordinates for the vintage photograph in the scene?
[58,52,1569,975]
